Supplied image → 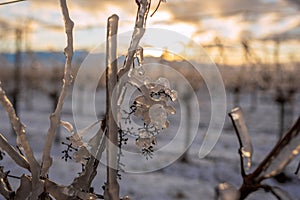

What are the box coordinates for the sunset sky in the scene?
[0,0,299,65]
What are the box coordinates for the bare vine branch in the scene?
[41,0,74,178]
[150,0,165,17]
[0,83,42,199]
[0,132,30,171]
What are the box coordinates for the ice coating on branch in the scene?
[66,120,103,159]
[128,65,145,87]
[157,77,170,88]
[229,107,253,172]
[259,123,300,179]
[68,133,84,148]
[217,183,240,200]
[135,46,144,66]
[87,129,103,157]
[73,146,90,164]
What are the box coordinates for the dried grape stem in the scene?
[41,0,74,177]
[0,84,42,198]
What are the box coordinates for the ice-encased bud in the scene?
[149,104,167,129]
[157,77,170,88]
[69,133,84,148]
[137,67,145,76]
[136,130,157,148]
[168,89,177,101]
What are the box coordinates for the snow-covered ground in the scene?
[0,87,299,200]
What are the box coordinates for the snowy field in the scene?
[0,87,299,200]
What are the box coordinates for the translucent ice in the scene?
[149,104,167,129]
[157,77,170,88]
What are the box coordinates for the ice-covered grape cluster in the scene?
[121,64,177,156]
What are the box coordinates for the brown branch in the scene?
[14,174,31,199]
[41,0,74,178]
[295,161,300,175]
[0,84,42,199]
[150,0,164,17]
[0,132,30,171]
[104,14,120,200]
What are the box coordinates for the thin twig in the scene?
[150,0,163,17]
[0,132,30,171]
[295,161,300,175]
[0,0,26,6]
[41,0,74,178]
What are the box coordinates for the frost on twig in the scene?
[0,83,42,199]
[216,182,240,200]
[41,0,74,178]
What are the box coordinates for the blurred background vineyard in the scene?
[1,0,299,131]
